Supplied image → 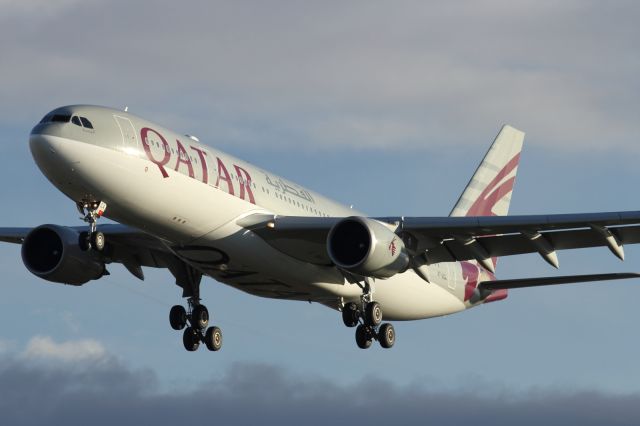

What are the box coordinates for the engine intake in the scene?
[21,225,106,285]
[327,216,409,279]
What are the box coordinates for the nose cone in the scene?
[30,118,50,137]
[29,131,52,155]
[28,131,90,204]
[29,113,69,154]
[29,132,61,178]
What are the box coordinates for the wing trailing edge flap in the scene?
[479,272,640,290]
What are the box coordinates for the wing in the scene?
[0,227,32,244]
[0,224,173,280]
[239,210,640,269]
[399,210,640,268]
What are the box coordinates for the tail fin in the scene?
[450,125,525,218]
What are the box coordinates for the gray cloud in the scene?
[1,351,640,426]
[0,0,96,19]
[1,0,639,152]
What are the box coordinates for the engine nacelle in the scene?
[327,216,409,279]
[21,225,106,286]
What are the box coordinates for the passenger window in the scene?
[80,117,94,129]
[72,116,82,126]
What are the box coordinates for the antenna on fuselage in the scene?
[124,106,129,112]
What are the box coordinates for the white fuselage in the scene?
[29,106,499,321]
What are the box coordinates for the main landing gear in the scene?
[77,200,107,251]
[169,300,223,352]
[167,261,223,352]
[341,279,395,349]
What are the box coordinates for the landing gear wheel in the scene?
[182,327,200,351]
[365,302,383,326]
[378,323,395,349]
[79,231,91,251]
[91,231,105,251]
[204,326,223,351]
[169,305,187,330]
[355,324,373,349]
[191,305,209,330]
[342,302,359,327]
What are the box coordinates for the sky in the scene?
[1,0,640,423]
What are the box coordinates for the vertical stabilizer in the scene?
[450,125,524,218]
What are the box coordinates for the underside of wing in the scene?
[237,215,340,264]
[0,224,174,281]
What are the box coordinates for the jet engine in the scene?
[21,225,106,285]
[327,216,409,279]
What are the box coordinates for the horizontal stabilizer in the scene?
[479,272,640,290]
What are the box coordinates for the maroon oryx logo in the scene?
[388,238,397,256]
[466,153,520,217]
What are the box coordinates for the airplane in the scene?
[2,104,640,352]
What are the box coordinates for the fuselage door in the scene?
[114,115,139,155]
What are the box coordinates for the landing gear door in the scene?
[114,115,139,155]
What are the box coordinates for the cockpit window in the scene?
[39,113,94,129]
[80,117,93,129]
[51,114,71,123]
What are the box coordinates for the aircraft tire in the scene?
[342,302,359,327]
[364,302,382,326]
[91,231,105,251]
[169,305,187,330]
[378,323,395,349]
[355,324,372,349]
[183,327,200,351]
[204,326,223,351]
[191,305,209,330]
[79,231,91,251]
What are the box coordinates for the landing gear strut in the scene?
[77,200,107,251]
[341,278,396,349]
[167,261,223,352]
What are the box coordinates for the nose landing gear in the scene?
[77,200,107,251]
